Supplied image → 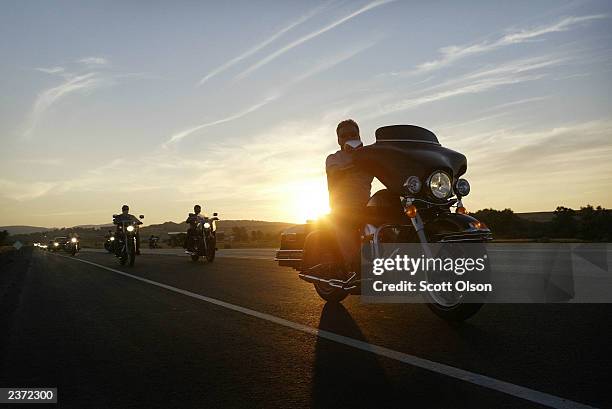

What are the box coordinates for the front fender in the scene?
[424,213,492,242]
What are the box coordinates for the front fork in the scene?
[368,197,465,259]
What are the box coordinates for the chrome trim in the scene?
[298,272,358,290]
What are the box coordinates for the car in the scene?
[51,236,68,252]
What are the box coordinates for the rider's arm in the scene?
[326,152,355,179]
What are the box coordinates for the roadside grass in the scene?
[0,246,17,255]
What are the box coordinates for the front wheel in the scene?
[423,243,489,322]
[205,237,216,262]
[127,240,136,267]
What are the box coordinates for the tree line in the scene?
[473,205,611,241]
[1,204,610,245]
[230,226,278,242]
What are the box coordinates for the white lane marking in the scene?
[53,252,595,409]
[81,248,274,260]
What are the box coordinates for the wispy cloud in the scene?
[78,56,109,66]
[35,66,65,75]
[370,55,564,118]
[197,3,328,86]
[23,72,106,137]
[485,120,612,170]
[169,39,376,146]
[234,0,394,80]
[15,158,64,166]
[413,14,607,73]
[289,39,378,85]
[164,95,279,146]
[0,179,58,201]
[436,95,550,131]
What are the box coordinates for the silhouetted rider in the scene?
[326,119,373,274]
[114,204,142,254]
[185,204,205,251]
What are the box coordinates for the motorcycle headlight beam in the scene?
[203,222,211,229]
[71,237,77,243]
[54,242,59,246]
[428,171,452,199]
[110,236,115,241]
[126,225,135,232]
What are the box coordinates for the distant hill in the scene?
[0,225,51,235]
[140,220,295,237]
[516,212,554,223]
[74,223,115,229]
[6,220,297,248]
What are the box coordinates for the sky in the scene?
[1,0,611,227]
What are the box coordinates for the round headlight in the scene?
[71,237,77,243]
[429,171,452,199]
[110,236,115,241]
[126,225,135,232]
[403,176,421,194]
[203,222,211,229]
[54,242,59,246]
[455,178,470,196]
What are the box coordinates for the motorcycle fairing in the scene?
[353,125,467,196]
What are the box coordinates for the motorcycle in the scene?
[104,234,115,253]
[275,125,492,322]
[148,235,160,249]
[185,212,219,262]
[65,236,79,256]
[112,214,144,266]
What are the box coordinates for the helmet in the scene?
[121,205,129,212]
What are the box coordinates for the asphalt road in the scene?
[1,247,610,408]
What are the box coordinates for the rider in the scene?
[185,204,205,252]
[326,119,373,275]
[114,205,142,255]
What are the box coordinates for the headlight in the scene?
[110,236,115,241]
[54,242,59,246]
[455,178,470,196]
[126,225,135,232]
[403,176,421,194]
[428,171,452,199]
[203,222,211,229]
[71,237,77,243]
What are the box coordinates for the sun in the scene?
[291,179,330,223]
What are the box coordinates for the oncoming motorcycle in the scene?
[276,125,492,322]
[104,231,115,253]
[185,212,219,263]
[65,236,79,256]
[112,214,144,266]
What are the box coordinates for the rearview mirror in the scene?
[112,214,118,218]
[139,215,144,219]
[213,212,218,217]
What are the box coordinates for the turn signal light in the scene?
[405,205,418,218]
[456,206,467,214]
[472,221,488,230]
